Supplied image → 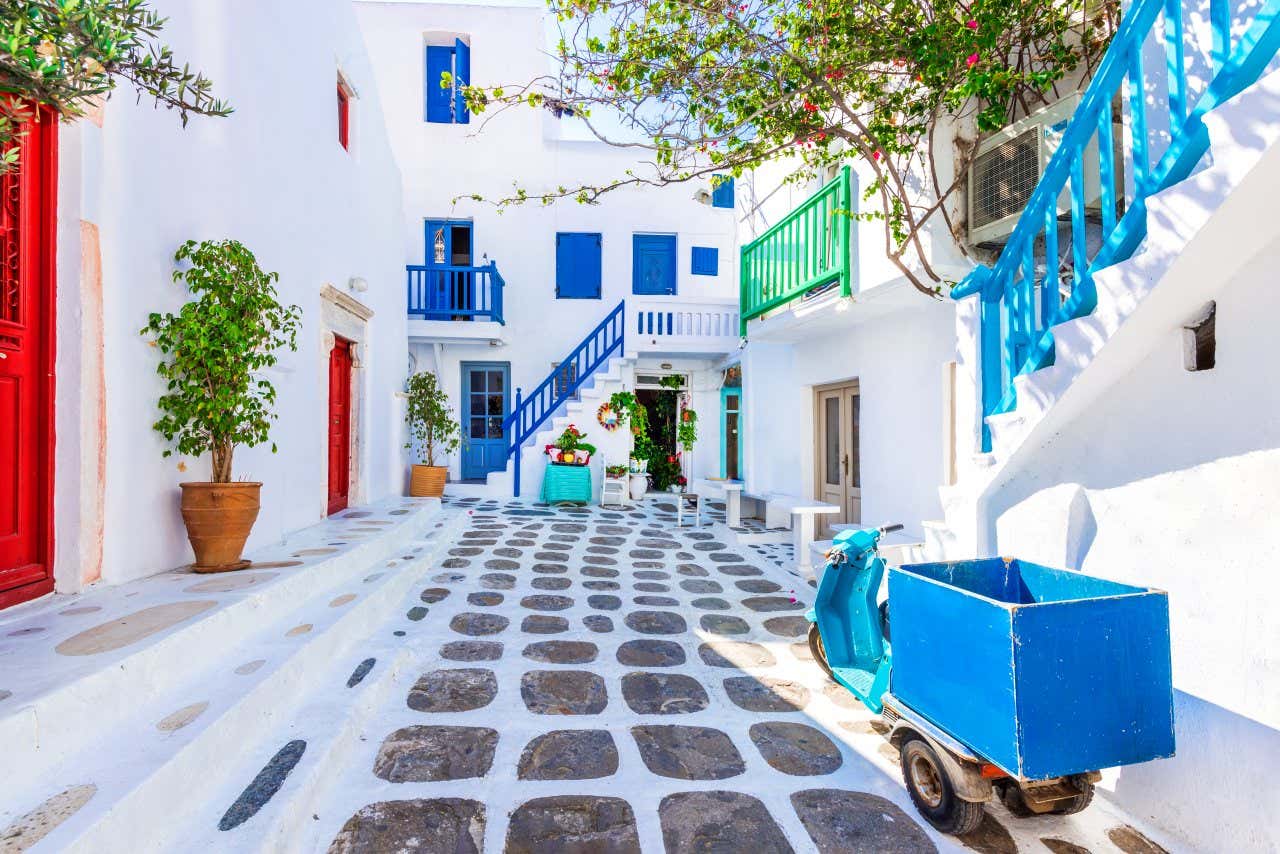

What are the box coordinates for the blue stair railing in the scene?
[406,261,505,324]
[953,0,1280,451]
[503,300,626,496]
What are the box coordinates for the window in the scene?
[425,39,471,124]
[336,81,350,150]
[691,246,719,276]
[711,176,734,209]
[555,232,602,299]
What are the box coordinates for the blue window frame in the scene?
[721,386,743,480]
[425,39,470,124]
[691,246,719,276]
[555,232,603,299]
[711,176,734,209]
[633,234,677,295]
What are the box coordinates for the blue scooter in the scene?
[806,526,1101,835]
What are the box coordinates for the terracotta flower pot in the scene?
[410,464,447,498]
[179,482,262,573]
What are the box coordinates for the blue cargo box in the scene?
[889,558,1175,780]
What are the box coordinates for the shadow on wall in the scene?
[1112,689,1280,852]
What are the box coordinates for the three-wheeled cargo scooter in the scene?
[806,526,1176,835]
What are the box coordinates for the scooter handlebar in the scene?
[879,523,904,535]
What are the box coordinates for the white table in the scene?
[789,502,841,573]
[693,479,744,527]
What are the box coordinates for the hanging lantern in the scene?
[433,228,446,264]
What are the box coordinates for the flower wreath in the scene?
[596,402,620,431]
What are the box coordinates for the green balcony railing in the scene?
[739,165,853,334]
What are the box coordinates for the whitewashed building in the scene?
[356,0,744,502]
[1,0,413,607]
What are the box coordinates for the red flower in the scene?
[802,100,818,113]
[966,53,979,68]
[966,18,978,29]
[667,455,677,464]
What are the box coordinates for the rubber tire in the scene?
[900,736,986,835]
[808,622,835,680]
[999,778,1095,818]
[1052,779,1095,816]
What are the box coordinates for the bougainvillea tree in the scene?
[1,1,230,171]
[460,0,1116,295]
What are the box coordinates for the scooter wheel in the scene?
[807,622,834,680]
[900,736,985,835]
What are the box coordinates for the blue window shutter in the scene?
[454,38,471,125]
[712,176,735,208]
[556,233,602,298]
[691,246,719,276]
[425,46,453,123]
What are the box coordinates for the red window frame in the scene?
[336,83,350,150]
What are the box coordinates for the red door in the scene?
[327,338,352,515]
[0,105,58,610]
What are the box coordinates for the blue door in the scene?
[633,234,677,295]
[461,362,509,480]
[424,220,473,319]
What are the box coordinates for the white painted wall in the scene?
[55,0,409,587]
[356,0,740,484]
[983,241,1280,853]
[739,300,955,537]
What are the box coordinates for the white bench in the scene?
[692,478,744,526]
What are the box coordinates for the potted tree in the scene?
[405,370,461,497]
[143,239,301,572]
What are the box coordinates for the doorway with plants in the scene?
[610,374,697,493]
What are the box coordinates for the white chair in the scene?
[600,454,628,508]
[676,491,703,527]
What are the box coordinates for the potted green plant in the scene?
[548,424,596,465]
[142,239,301,572]
[405,371,461,497]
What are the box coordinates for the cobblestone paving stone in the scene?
[307,498,1112,853]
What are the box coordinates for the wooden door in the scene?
[327,339,352,515]
[816,382,861,529]
[460,362,509,480]
[632,234,677,295]
[0,105,57,610]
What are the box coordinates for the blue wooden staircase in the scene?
[502,300,627,496]
[952,0,1280,451]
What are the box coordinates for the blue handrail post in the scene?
[513,386,523,498]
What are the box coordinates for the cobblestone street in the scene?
[246,497,1163,854]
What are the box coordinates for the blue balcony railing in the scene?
[406,262,505,324]
[952,0,1280,451]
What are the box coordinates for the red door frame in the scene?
[327,337,352,515]
[0,105,58,610]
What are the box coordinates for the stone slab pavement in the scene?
[261,497,1171,854]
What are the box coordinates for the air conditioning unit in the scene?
[966,94,1103,247]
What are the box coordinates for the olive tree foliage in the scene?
[405,371,462,467]
[460,0,1117,295]
[142,240,302,483]
[1,0,231,172]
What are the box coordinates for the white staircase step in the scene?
[0,503,466,853]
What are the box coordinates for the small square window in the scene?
[336,82,350,150]
[691,246,719,276]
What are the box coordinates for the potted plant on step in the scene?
[143,239,301,572]
[406,371,461,497]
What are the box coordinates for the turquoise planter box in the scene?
[888,558,1175,780]
[540,463,592,505]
